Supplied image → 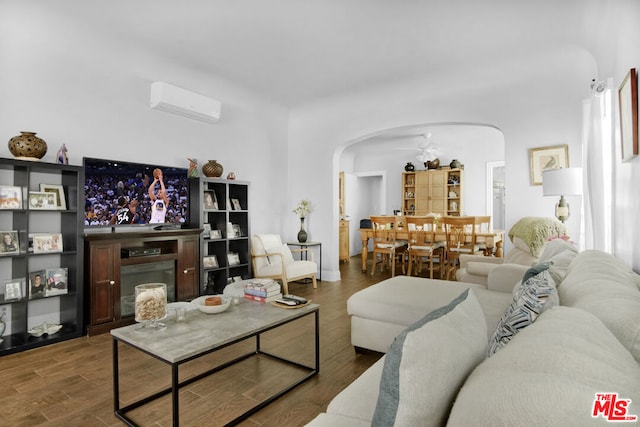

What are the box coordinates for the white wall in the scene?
[290,47,594,280]
[0,3,291,238]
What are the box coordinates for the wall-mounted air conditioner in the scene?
[150,81,221,124]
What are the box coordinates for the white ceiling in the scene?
[25,0,602,108]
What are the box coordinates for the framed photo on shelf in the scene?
[30,233,63,253]
[203,255,219,268]
[232,224,242,238]
[210,229,222,239]
[0,230,19,255]
[28,191,58,210]
[203,191,218,210]
[202,223,212,238]
[0,186,22,209]
[618,68,639,161]
[528,144,569,185]
[227,252,240,266]
[45,268,68,297]
[29,269,47,299]
[40,184,66,210]
[231,198,242,210]
[4,278,24,301]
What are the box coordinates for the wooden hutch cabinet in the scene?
[84,229,200,336]
[402,168,464,216]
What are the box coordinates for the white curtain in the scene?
[581,78,614,252]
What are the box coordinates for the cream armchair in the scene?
[250,234,317,295]
[456,217,568,286]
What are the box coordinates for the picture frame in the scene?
[528,144,569,185]
[232,224,242,238]
[231,198,242,210]
[227,252,240,266]
[618,68,639,162]
[203,255,219,268]
[0,230,20,255]
[28,191,58,210]
[30,233,63,253]
[203,190,218,210]
[210,229,222,239]
[0,186,22,209]
[202,223,212,238]
[4,278,24,301]
[40,184,67,210]
[45,268,68,297]
[29,269,47,299]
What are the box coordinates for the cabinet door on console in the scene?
[177,236,199,301]
[88,242,119,325]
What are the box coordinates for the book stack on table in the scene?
[244,279,282,303]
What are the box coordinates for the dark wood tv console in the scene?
[84,229,201,336]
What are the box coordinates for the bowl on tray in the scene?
[191,295,231,314]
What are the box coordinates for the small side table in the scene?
[287,241,322,281]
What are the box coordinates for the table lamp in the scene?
[542,167,583,223]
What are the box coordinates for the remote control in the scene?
[283,294,307,303]
[275,298,298,306]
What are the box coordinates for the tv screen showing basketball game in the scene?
[83,157,189,228]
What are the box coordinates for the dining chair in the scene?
[474,215,492,255]
[370,215,408,277]
[443,216,484,280]
[405,216,444,279]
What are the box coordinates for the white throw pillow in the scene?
[265,244,294,266]
[371,289,487,427]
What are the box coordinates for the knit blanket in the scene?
[508,217,567,257]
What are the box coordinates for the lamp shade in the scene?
[542,168,583,196]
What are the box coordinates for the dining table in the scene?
[358,227,505,273]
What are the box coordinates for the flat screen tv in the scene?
[83,157,189,228]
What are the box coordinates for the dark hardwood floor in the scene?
[0,255,404,427]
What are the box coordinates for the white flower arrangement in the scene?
[293,199,311,218]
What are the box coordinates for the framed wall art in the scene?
[528,144,569,185]
[0,186,22,209]
[28,191,58,210]
[30,233,63,253]
[203,255,218,268]
[203,191,218,210]
[618,68,639,162]
[40,184,66,210]
[0,231,20,255]
[4,278,24,301]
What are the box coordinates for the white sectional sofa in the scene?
[307,241,640,426]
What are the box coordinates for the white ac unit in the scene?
[150,81,221,124]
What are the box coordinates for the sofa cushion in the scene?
[538,238,579,284]
[347,275,511,342]
[488,263,557,355]
[371,289,487,427]
[323,356,386,422]
[448,306,640,426]
[558,250,640,362]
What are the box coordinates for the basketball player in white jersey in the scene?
[148,170,169,223]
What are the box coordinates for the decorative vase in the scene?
[404,162,415,172]
[8,131,48,160]
[297,218,308,243]
[202,160,223,177]
[450,159,462,169]
[134,283,167,332]
[425,158,440,169]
